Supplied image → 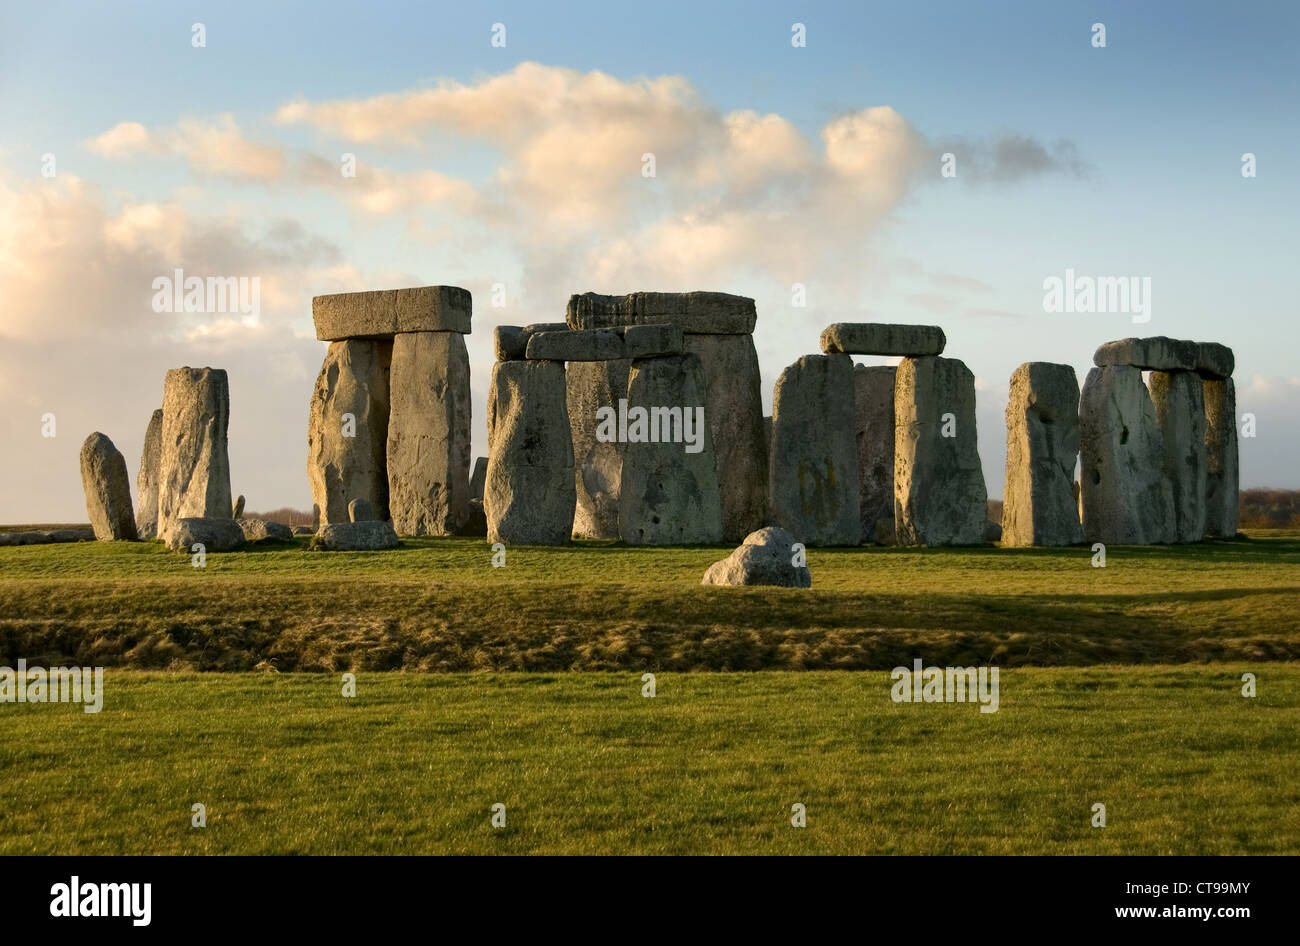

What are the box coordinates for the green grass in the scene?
[0,667,1295,855]
[1,533,1298,670]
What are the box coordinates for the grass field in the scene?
[1,532,1298,670]
[0,667,1295,855]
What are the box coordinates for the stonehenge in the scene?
[157,367,232,541]
[135,409,163,539]
[485,360,576,546]
[1002,363,1084,547]
[894,356,988,547]
[853,365,896,544]
[59,283,1241,558]
[768,354,860,546]
[1080,337,1237,544]
[308,286,472,536]
[80,432,138,541]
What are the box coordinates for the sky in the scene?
[1,0,1297,521]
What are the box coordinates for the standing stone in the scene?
[135,408,163,539]
[1150,371,1208,543]
[1079,366,1175,544]
[769,354,860,546]
[470,456,488,502]
[232,494,245,519]
[486,360,575,545]
[894,356,987,547]
[854,365,896,544]
[80,432,138,541]
[684,334,767,541]
[567,359,631,539]
[348,498,373,523]
[387,331,472,536]
[1203,378,1239,538]
[307,339,392,527]
[157,367,232,539]
[619,354,723,545]
[1002,362,1084,547]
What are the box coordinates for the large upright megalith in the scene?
[769,354,860,546]
[566,292,766,542]
[135,408,163,539]
[307,339,392,526]
[485,360,575,545]
[386,331,472,535]
[619,353,723,545]
[853,365,896,544]
[1079,365,1174,544]
[567,358,631,539]
[1002,362,1084,547]
[80,432,138,541]
[157,367,232,539]
[1150,370,1208,543]
[1203,377,1239,538]
[894,356,987,546]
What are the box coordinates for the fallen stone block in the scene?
[237,518,294,542]
[312,285,471,340]
[701,526,811,588]
[0,529,95,547]
[315,520,399,550]
[165,517,246,552]
[821,323,946,356]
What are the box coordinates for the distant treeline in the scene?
[244,507,315,528]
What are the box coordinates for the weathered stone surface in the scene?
[495,322,571,360]
[1196,342,1235,380]
[1001,362,1084,547]
[1079,366,1175,544]
[685,333,767,541]
[348,498,373,522]
[1203,378,1239,538]
[292,526,314,536]
[164,517,245,552]
[1150,371,1208,543]
[527,328,625,362]
[470,456,487,501]
[135,408,163,539]
[237,518,293,542]
[315,520,399,550]
[853,365,896,544]
[566,359,630,539]
[0,529,94,546]
[821,323,946,357]
[769,354,860,546]
[1094,337,1198,372]
[894,357,988,547]
[232,495,245,518]
[984,520,1002,543]
[157,367,233,538]
[486,360,575,545]
[307,339,392,527]
[80,433,138,541]
[620,354,722,545]
[624,324,684,358]
[312,285,471,340]
[701,526,811,587]
[387,331,472,536]
[567,291,756,334]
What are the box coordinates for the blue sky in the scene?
[1,0,1297,519]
